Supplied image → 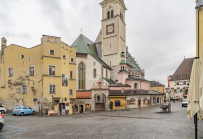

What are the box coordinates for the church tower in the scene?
[100,0,127,81]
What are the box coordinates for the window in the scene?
[49,66,56,75]
[111,10,113,17]
[157,88,159,91]
[70,58,74,62]
[22,85,27,94]
[107,11,110,18]
[185,74,189,77]
[8,68,13,77]
[115,100,121,106]
[153,97,156,104]
[110,43,111,48]
[79,62,85,89]
[97,95,100,101]
[106,70,108,78]
[177,82,179,85]
[21,55,24,59]
[94,62,96,66]
[127,98,135,105]
[69,89,73,95]
[70,71,73,79]
[0,69,1,78]
[50,50,55,55]
[29,67,34,76]
[183,81,186,85]
[134,83,138,89]
[63,55,66,60]
[110,61,111,66]
[93,69,96,78]
[176,75,179,78]
[49,85,56,94]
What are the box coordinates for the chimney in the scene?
[1,37,7,49]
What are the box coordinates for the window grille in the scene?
[8,68,13,77]
[49,66,55,75]
[69,89,73,95]
[115,100,121,106]
[50,50,55,55]
[22,85,27,94]
[29,67,34,76]
[70,71,73,79]
[79,63,85,89]
[49,85,56,94]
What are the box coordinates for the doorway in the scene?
[80,105,83,113]
[110,102,113,110]
[138,99,141,106]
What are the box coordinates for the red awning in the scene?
[183,95,187,97]
[76,92,91,99]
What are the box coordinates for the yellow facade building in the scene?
[196,1,203,61]
[0,35,76,114]
[150,81,165,93]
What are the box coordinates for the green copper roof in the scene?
[126,51,143,75]
[103,77,116,85]
[71,34,111,70]
[119,61,126,65]
[71,34,94,54]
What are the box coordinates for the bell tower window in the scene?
[107,11,110,19]
[111,10,114,17]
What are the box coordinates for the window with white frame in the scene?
[29,67,34,76]
[69,89,73,95]
[63,55,66,60]
[49,66,56,75]
[70,71,73,79]
[49,84,56,94]
[22,85,27,94]
[50,50,55,55]
[8,68,13,77]
[70,58,74,62]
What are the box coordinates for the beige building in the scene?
[0,35,76,114]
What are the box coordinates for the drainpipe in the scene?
[198,9,200,58]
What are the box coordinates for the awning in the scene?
[183,95,187,97]
[76,92,91,99]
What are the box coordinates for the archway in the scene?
[94,92,106,111]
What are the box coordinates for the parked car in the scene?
[12,106,35,116]
[182,99,188,107]
[0,114,5,131]
[0,106,6,114]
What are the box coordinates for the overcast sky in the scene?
[0,0,196,86]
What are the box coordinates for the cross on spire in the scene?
[81,28,83,34]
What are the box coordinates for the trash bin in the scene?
[46,109,49,114]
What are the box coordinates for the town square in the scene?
[0,0,203,138]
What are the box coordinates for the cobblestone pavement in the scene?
[0,101,202,139]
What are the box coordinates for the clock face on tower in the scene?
[106,23,115,35]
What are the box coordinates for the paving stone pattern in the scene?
[0,101,202,139]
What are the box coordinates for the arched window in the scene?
[93,68,96,78]
[79,62,85,89]
[115,100,121,106]
[134,83,138,89]
[106,69,108,78]
[111,10,114,17]
[107,11,110,19]
[97,95,100,101]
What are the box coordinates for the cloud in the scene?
[0,0,196,87]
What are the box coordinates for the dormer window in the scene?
[21,54,24,59]
[185,74,189,77]
[50,49,55,55]
[176,75,179,78]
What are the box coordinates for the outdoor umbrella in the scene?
[187,58,201,120]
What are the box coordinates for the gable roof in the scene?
[126,75,148,81]
[71,34,111,70]
[126,51,144,75]
[150,81,165,87]
[169,58,194,81]
[95,29,102,43]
